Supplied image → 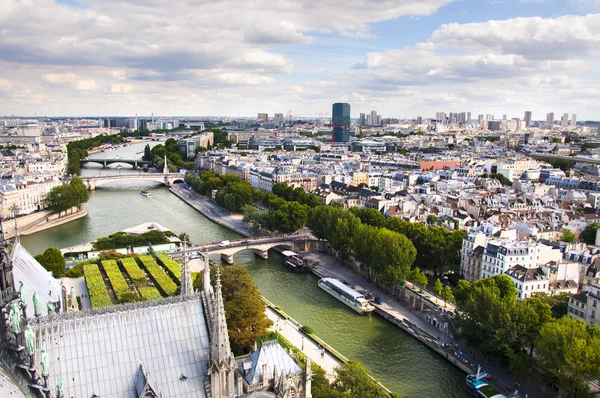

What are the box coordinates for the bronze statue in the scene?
[9,302,22,334]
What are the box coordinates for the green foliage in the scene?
[490,173,512,186]
[242,204,275,231]
[215,181,255,212]
[426,214,437,225]
[64,264,84,278]
[44,177,90,213]
[137,255,177,296]
[531,292,572,318]
[385,219,466,273]
[349,208,386,227]
[454,275,551,361]
[92,230,169,250]
[150,139,195,170]
[101,260,132,303]
[308,206,416,285]
[120,257,147,287]
[138,287,162,301]
[196,266,272,354]
[143,144,154,162]
[441,285,455,305]
[581,222,600,245]
[155,254,182,282]
[332,361,395,398]
[83,263,113,308]
[537,156,573,172]
[536,317,600,397]
[273,202,308,233]
[300,325,314,335]
[560,229,576,243]
[34,247,66,277]
[433,279,443,296]
[98,250,132,260]
[408,267,428,290]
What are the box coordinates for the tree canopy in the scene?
[193,266,271,355]
[35,247,66,277]
[44,177,90,213]
[581,222,600,245]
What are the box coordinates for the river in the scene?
[20,142,469,398]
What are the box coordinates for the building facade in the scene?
[332,103,350,142]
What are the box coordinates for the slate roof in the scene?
[238,340,302,385]
[30,295,210,398]
[11,241,63,317]
[0,365,26,397]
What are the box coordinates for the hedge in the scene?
[83,263,113,308]
[120,257,146,286]
[137,255,178,296]
[101,260,131,303]
[155,254,182,282]
[139,287,163,300]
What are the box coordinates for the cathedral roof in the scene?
[29,294,210,398]
[11,241,63,318]
[238,340,302,386]
[0,365,26,397]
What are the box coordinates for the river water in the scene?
[20,142,468,398]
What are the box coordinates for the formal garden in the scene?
[81,253,182,308]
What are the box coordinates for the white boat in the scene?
[140,188,151,196]
[318,278,375,315]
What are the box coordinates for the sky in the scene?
[1,0,600,120]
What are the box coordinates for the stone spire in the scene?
[203,254,212,297]
[163,154,169,174]
[208,267,236,398]
[210,268,233,363]
[180,239,193,297]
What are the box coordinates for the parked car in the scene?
[218,240,230,247]
[374,296,383,305]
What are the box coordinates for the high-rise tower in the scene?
[332,103,350,142]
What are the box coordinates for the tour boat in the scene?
[318,278,374,315]
[140,188,151,196]
[466,367,506,398]
[281,250,307,272]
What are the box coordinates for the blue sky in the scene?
[1,0,599,119]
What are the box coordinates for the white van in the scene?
[218,240,230,247]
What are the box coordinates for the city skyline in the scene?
[1,1,600,118]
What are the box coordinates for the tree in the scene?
[178,232,191,245]
[560,229,576,243]
[349,208,386,227]
[581,222,600,245]
[143,144,154,161]
[193,266,272,355]
[45,177,90,214]
[332,361,395,398]
[426,214,437,225]
[536,317,600,397]
[215,181,255,212]
[408,267,428,290]
[69,176,90,207]
[531,292,572,318]
[441,285,454,306]
[272,202,308,233]
[35,247,66,277]
[433,279,443,296]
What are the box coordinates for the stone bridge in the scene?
[80,172,185,190]
[80,158,153,169]
[176,235,323,264]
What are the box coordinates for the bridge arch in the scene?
[81,173,185,190]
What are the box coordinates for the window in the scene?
[594,301,598,308]
[592,310,596,319]
[525,286,528,291]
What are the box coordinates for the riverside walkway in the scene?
[265,307,340,376]
[169,185,256,237]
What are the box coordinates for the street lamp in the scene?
[301,336,304,351]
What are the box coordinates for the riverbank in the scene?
[3,206,88,238]
[21,206,89,236]
[169,185,257,237]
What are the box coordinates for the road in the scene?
[170,185,257,237]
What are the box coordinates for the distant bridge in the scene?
[80,158,153,169]
[80,172,185,190]
[173,234,323,264]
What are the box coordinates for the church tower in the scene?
[208,268,236,398]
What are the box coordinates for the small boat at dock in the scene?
[281,251,307,272]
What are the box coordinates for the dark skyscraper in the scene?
[332,103,350,142]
